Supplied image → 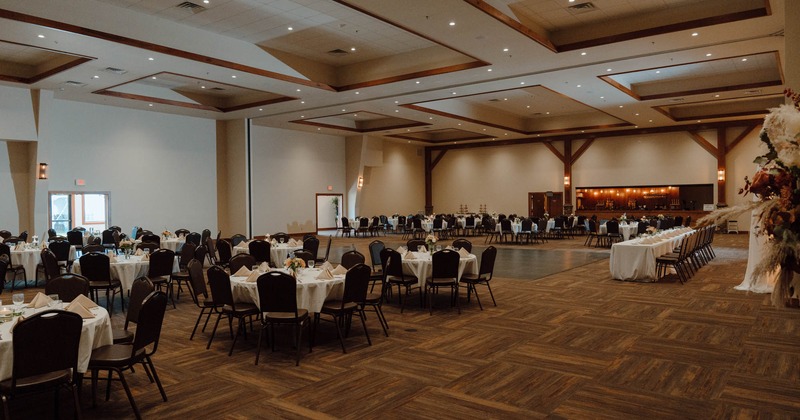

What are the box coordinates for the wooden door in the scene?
[529,193,545,217]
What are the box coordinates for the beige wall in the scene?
[357,139,426,217]
[217,120,248,237]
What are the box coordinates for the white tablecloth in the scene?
[11,246,77,280]
[600,222,639,240]
[421,220,448,233]
[401,251,478,287]
[136,237,185,252]
[0,304,112,381]
[609,228,693,281]
[233,242,303,265]
[72,254,179,292]
[230,268,345,313]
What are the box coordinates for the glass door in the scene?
[50,193,72,235]
[49,192,110,236]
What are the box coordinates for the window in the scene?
[48,192,110,235]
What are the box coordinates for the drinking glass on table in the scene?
[279,237,284,244]
[47,294,61,309]
[12,293,24,315]
[308,260,315,269]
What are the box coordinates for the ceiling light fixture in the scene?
[520,82,525,85]
[92,75,99,79]
[449,21,455,26]
[288,26,293,30]
[706,53,712,57]
[148,57,154,61]
[452,92,457,95]
[606,68,612,72]
[201,85,206,89]
[151,76,157,79]
[742,58,748,61]
[692,32,698,36]
[37,34,45,38]
[231,75,237,78]
[350,47,356,51]
[580,52,587,56]
[355,91,359,95]
[301,101,305,104]
[203,0,209,3]
[148,103,153,107]
[259,108,263,111]
[487,68,492,72]
[655,70,660,74]
[503,48,509,52]
[576,84,581,88]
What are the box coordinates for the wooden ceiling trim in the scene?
[0,8,337,92]
[333,60,489,91]
[556,8,770,52]
[688,131,719,157]
[26,57,93,84]
[290,118,429,133]
[637,80,782,101]
[92,90,221,112]
[386,131,492,143]
[726,124,759,152]
[462,0,557,53]
[430,150,447,170]
[403,103,526,134]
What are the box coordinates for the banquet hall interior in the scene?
[1,0,799,418]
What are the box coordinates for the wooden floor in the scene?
[5,232,800,419]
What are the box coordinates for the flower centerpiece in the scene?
[543,212,550,220]
[657,214,665,220]
[162,229,172,240]
[620,213,628,223]
[425,234,438,253]
[646,226,658,235]
[119,239,134,258]
[700,89,800,305]
[284,256,306,277]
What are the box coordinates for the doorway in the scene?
[529,192,563,217]
[49,192,110,235]
[316,193,343,233]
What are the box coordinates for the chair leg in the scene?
[472,284,483,310]
[144,356,167,402]
[332,314,347,354]
[357,309,371,346]
[206,313,223,349]
[116,368,142,420]
[486,282,497,306]
[255,322,266,365]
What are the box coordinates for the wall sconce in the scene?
[357,176,364,189]
[563,176,570,186]
[717,169,725,181]
[37,163,48,180]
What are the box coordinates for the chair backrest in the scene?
[273,232,290,243]
[194,244,208,264]
[606,220,620,234]
[204,236,216,261]
[79,252,111,283]
[216,239,232,264]
[41,248,61,280]
[637,222,648,234]
[674,216,683,227]
[48,239,71,262]
[0,242,9,259]
[83,244,104,253]
[0,257,7,284]
[229,253,256,274]
[147,248,176,278]
[466,216,475,227]
[341,250,366,269]
[126,277,155,327]
[207,265,234,307]
[136,242,159,253]
[521,219,533,232]
[293,250,314,265]
[18,231,28,242]
[359,217,369,228]
[341,217,350,228]
[229,234,247,247]
[381,248,403,277]
[257,271,299,314]
[368,240,384,269]
[0,229,11,239]
[432,249,459,279]
[44,274,90,302]
[131,291,168,357]
[478,246,497,279]
[321,236,332,262]
[413,218,422,230]
[175,228,190,237]
[67,230,83,247]
[303,237,320,259]
[101,229,116,245]
[433,218,443,229]
[201,229,211,245]
[178,242,197,268]
[10,309,83,389]
[248,240,271,264]
[186,259,208,302]
[684,216,692,227]
[406,239,425,251]
[452,239,472,253]
[3,236,20,245]
[341,263,371,306]
[186,232,201,246]
[47,228,57,240]
[141,234,161,247]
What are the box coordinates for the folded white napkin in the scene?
[316,269,334,280]
[258,262,269,272]
[135,248,143,256]
[320,261,334,271]
[270,239,277,245]
[405,251,417,260]
[458,248,470,258]
[240,240,250,247]
[233,266,252,277]
[66,301,95,319]
[72,294,99,309]
[332,265,348,275]
[14,243,23,251]
[109,254,118,263]
[141,253,150,261]
[397,246,408,255]
[41,242,47,250]
[245,270,261,283]
[28,292,52,309]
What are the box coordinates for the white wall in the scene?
[43,99,217,234]
[0,142,20,233]
[432,142,563,215]
[357,140,425,216]
[249,125,346,235]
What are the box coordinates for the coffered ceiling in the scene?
[0,0,786,146]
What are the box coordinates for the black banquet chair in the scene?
[256,271,312,366]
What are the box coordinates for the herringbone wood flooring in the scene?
[6,232,800,419]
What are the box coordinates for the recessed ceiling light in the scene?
[503,48,509,52]
[355,91,359,95]
[546,111,550,115]
[520,82,525,85]
[503,98,508,101]
[317,128,321,130]
[151,76,157,79]
[697,120,702,122]
[706,53,712,57]
[576,84,581,88]
[526,105,530,108]
[341,109,346,112]
[655,70,661,74]
[449,21,455,26]
[92,75,99,79]
[635,113,639,116]
[259,108,263,111]
[394,100,399,104]
[301,101,305,104]
[619,105,624,108]
[395,110,399,112]
[600,96,604,99]
[200,85,206,89]
[148,57,154,61]
[429,117,433,120]
[296,89,301,92]
[452,92,457,95]
[288,26,293,31]
[649,120,653,122]
[300,115,304,118]
[148,103,153,107]
[415,81,420,84]
[692,32,698,36]
[457,123,462,126]
[350,47,356,51]
[37,34,45,38]
[203,0,209,3]
[714,94,720,97]
[231,75,237,78]
[483,128,486,131]
[580,52,587,56]
[742,58,748,61]
[487,68,492,72]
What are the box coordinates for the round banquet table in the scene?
[230,268,345,313]
[400,251,478,287]
[11,245,77,281]
[0,304,113,381]
[233,242,303,265]
[135,237,185,252]
[72,254,179,292]
[600,222,639,240]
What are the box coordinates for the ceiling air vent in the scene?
[488,99,501,102]
[102,67,128,75]
[670,98,685,102]
[744,89,762,95]
[175,1,207,13]
[210,87,225,91]
[327,48,350,57]
[567,2,596,15]
[62,81,87,87]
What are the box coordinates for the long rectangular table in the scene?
[609,227,693,281]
